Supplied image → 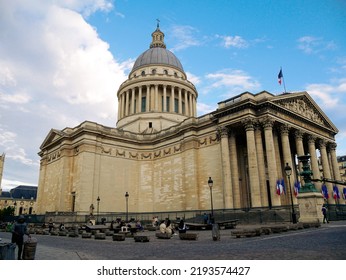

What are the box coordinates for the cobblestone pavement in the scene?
[1,221,346,260]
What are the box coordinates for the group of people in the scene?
[159,218,187,236]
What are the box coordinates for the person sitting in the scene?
[178,219,187,234]
[159,220,166,234]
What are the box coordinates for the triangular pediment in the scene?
[40,129,65,149]
[272,91,338,133]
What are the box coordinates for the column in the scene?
[154,84,159,111]
[138,86,142,113]
[184,91,189,116]
[243,118,261,208]
[178,88,182,114]
[229,131,241,209]
[146,85,150,112]
[329,142,341,181]
[163,85,167,112]
[130,88,135,115]
[189,93,193,117]
[219,126,233,209]
[125,90,129,116]
[118,92,122,120]
[308,135,321,189]
[170,86,175,112]
[280,125,296,203]
[263,118,280,206]
[319,140,333,204]
[121,93,125,118]
[255,124,267,207]
[295,130,305,173]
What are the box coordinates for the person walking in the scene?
[322,205,329,224]
[12,215,30,260]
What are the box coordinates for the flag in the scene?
[278,68,283,85]
[276,179,285,195]
[343,188,346,200]
[321,183,329,199]
[332,185,340,200]
[294,181,301,197]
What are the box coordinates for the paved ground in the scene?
[1,221,346,260]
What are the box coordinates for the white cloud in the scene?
[204,69,261,97]
[169,25,201,52]
[217,35,249,49]
[297,36,337,54]
[0,1,126,189]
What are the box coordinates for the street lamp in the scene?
[284,163,297,224]
[208,177,214,221]
[96,196,100,224]
[125,192,129,222]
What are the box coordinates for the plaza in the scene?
[1,221,345,260]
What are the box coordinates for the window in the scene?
[164,69,168,75]
[151,69,156,75]
[141,71,145,76]
[149,122,153,128]
[174,98,179,113]
[141,97,146,112]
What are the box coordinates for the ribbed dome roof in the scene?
[132,47,184,72]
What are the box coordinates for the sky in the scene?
[1,0,346,190]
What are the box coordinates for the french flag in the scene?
[321,184,329,199]
[278,68,283,85]
[276,179,285,195]
[333,185,340,200]
[294,181,301,197]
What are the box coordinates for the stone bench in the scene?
[112,234,126,241]
[179,233,198,240]
[94,232,106,240]
[82,232,92,238]
[68,231,79,237]
[155,232,172,239]
[134,235,150,242]
[231,228,261,238]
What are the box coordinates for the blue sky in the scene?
[1,0,346,190]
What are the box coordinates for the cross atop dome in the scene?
[150,20,166,49]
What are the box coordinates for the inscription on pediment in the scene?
[276,99,324,125]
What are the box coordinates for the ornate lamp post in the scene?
[125,192,129,222]
[284,163,297,224]
[208,177,214,221]
[96,196,100,224]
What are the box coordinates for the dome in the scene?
[132,48,184,72]
[130,24,184,73]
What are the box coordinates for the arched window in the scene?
[141,71,145,76]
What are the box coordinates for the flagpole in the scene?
[280,66,287,93]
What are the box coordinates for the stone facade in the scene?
[36,25,343,215]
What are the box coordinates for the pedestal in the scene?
[297,192,324,223]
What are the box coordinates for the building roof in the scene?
[0,185,37,200]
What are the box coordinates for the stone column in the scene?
[329,142,341,181]
[184,91,189,116]
[308,135,321,189]
[125,90,129,116]
[295,130,305,175]
[163,85,167,112]
[146,85,150,112]
[243,118,261,208]
[154,84,159,111]
[319,140,333,204]
[262,117,280,206]
[219,126,233,209]
[170,86,175,113]
[229,131,241,209]
[189,93,193,117]
[280,125,297,204]
[255,124,267,207]
[178,88,182,114]
[118,92,122,119]
[138,86,142,113]
[130,88,135,115]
